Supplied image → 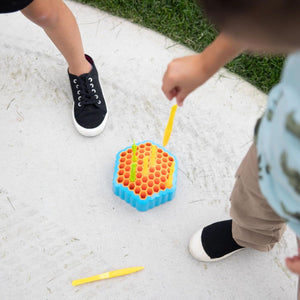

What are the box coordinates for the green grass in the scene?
[75,0,284,93]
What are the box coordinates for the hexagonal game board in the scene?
[113,141,178,211]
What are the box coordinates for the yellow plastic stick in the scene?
[163,104,178,147]
[166,161,176,188]
[142,156,149,176]
[72,267,144,286]
[150,145,157,167]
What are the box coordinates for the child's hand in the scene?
[162,33,244,106]
[286,251,300,275]
[162,54,209,106]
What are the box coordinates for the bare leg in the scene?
[21,0,91,76]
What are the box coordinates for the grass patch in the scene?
[75,0,284,93]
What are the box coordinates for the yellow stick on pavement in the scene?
[72,267,144,286]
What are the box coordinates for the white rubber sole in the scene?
[72,104,108,137]
[189,227,244,262]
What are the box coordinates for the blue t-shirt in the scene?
[257,51,300,236]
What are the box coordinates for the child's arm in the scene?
[162,33,245,106]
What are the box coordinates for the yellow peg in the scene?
[142,156,149,176]
[166,161,175,188]
[72,267,144,286]
[163,104,177,147]
[150,145,157,167]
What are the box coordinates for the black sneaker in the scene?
[189,220,244,262]
[68,54,108,137]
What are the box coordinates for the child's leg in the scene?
[22,0,108,137]
[189,143,286,261]
[230,143,286,251]
[21,0,90,76]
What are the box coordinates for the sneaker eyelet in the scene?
[98,100,101,105]
[78,102,82,107]
[73,79,77,84]
[78,96,82,101]
[77,90,81,95]
[90,83,94,88]
[95,95,99,100]
[88,77,93,82]
[92,89,96,93]
[76,84,79,89]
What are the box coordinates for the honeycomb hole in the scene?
[124,173,130,179]
[118,170,124,176]
[136,173,142,179]
[149,167,155,173]
[123,179,129,186]
[134,187,141,195]
[169,156,174,162]
[129,183,135,190]
[117,176,123,183]
[160,183,166,190]
[154,178,160,185]
[155,171,160,178]
[119,163,125,169]
[141,184,147,190]
[156,159,162,165]
[161,169,167,175]
[162,163,167,169]
[125,166,131,172]
[142,176,148,183]
[161,176,166,182]
[136,179,142,186]
[137,166,143,172]
[153,185,159,193]
[120,157,126,163]
[148,181,154,187]
[140,191,147,199]
[147,188,153,196]
[149,174,154,180]
[121,152,127,157]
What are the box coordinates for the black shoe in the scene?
[189,220,244,262]
[68,54,108,137]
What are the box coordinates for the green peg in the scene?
[130,162,137,182]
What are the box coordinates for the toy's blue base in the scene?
[113,141,178,212]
